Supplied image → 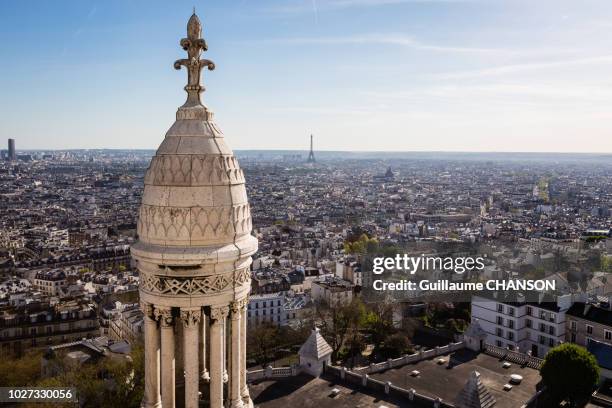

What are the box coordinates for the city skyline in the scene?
[3,0,612,153]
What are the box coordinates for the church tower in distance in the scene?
[133,11,258,408]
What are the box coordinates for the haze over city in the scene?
[2,0,612,152]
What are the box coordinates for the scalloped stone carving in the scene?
[137,204,251,243]
[144,154,245,187]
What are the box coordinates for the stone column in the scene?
[156,307,175,408]
[210,305,229,408]
[141,302,162,408]
[229,301,244,408]
[222,315,228,383]
[240,298,251,406]
[201,313,210,381]
[181,308,201,408]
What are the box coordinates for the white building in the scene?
[48,228,69,247]
[108,302,144,341]
[311,277,353,306]
[471,293,572,358]
[247,293,287,326]
[33,270,67,296]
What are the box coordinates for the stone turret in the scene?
[134,11,257,408]
[298,327,333,376]
[463,319,487,352]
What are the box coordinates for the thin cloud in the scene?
[331,0,469,7]
[268,0,471,14]
[312,0,319,24]
[434,55,612,79]
[363,82,612,107]
[87,5,98,19]
[259,34,544,56]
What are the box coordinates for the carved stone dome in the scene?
[137,116,252,249]
[132,13,257,308]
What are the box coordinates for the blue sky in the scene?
[2,0,612,152]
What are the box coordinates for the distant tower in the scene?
[133,11,257,408]
[307,134,315,163]
[384,166,394,180]
[7,139,15,161]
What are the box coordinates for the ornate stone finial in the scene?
[174,11,215,108]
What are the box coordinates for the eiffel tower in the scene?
[307,134,315,163]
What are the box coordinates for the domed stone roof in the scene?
[136,114,251,248]
[132,12,257,293]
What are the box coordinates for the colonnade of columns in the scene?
[141,298,250,408]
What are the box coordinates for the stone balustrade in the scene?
[246,365,301,382]
[483,343,543,369]
[352,341,465,374]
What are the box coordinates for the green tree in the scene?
[104,344,145,408]
[380,333,412,359]
[364,300,396,352]
[247,322,280,368]
[315,298,367,362]
[0,351,43,387]
[345,300,368,367]
[541,343,599,407]
[602,254,612,273]
[344,234,378,255]
[36,345,144,408]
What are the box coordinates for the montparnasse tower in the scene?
[132,11,257,408]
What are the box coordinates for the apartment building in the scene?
[566,299,612,347]
[471,293,572,358]
[0,299,99,357]
[336,260,362,287]
[33,269,67,296]
[311,277,353,306]
[247,293,287,327]
[109,303,143,342]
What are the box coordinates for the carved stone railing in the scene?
[246,365,301,382]
[352,341,465,375]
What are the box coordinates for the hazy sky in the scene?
[2,0,612,152]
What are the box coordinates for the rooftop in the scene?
[313,278,353,291]
[249,292,284,301]
[371,349,541,408]
[588,339,612,370]
[34,269,66,281]
[567,302,612,326]
[250,373,405,408]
